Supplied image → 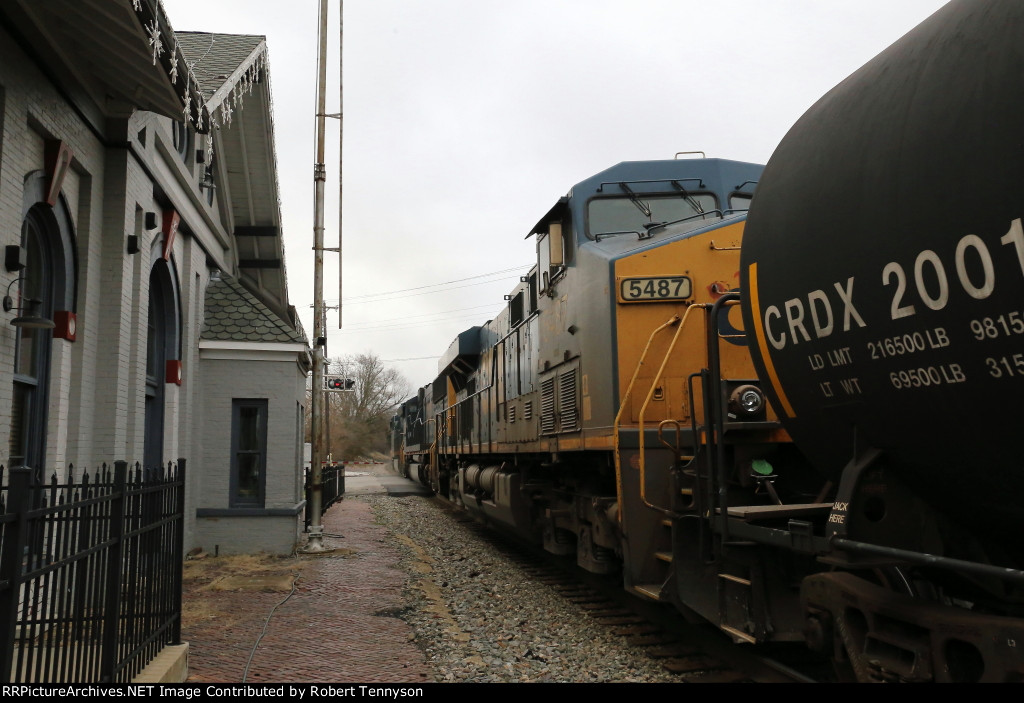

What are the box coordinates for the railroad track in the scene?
[438,499,830,683]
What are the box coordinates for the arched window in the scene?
[172,119,192,164]
[10,173,77,482]
[144,257,181,469]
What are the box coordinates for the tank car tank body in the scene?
[740,0,1024,681]
[392,0,1024,681]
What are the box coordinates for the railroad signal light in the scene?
[326,377,356,391]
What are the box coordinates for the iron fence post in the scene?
[0,468,30,683]
[99,461,127,682]
[171,459,185,645]
[71,467,98,680]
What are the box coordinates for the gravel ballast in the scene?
[365,494,686,683]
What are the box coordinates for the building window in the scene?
[231,399,268,507]
[10,208,54,475]
[144,258,180,469]
[11,172,77,481]
[172,119,192,164]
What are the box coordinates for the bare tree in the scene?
[324,352,410,460]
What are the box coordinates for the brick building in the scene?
[0,1,310,556]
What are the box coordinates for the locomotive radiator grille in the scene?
[559,369,579,431]
[541,377,556,434]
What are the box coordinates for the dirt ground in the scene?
[181,552,311,630]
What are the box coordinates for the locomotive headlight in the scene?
[729,384,765,419]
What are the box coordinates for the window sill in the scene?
[197,503,304,518]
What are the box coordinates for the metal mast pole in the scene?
[322,305,331,461]
[305,0,329,553]
[338,0,344,330]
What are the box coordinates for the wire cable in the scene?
[335,302,499,329]
[241,572,301,683]
[324,265,530,305]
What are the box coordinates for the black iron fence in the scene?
[0,459,185,683]
[304,463,344,531]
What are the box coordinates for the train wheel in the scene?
[827,566,940,682]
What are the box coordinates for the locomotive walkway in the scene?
[178,463,435,684]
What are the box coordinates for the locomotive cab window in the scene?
[588,193,717,240]
[726,193,752,217]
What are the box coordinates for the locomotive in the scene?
[390,0,1024,682]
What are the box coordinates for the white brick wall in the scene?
[193,515,302,557]
[0,24,308,556]
[198,356,306,509]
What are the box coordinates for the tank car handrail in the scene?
[830,537,1024,587]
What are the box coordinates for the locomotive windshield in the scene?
[587,192,718,241]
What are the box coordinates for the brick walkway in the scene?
[181,495,435,684]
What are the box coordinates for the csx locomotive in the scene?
[390,0,1024,682]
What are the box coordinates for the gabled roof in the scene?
[202,275,305,345]
[175,32,265,110]
[177,31,292,322]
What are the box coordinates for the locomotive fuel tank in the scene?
[740,0,1024,546]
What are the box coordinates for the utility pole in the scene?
[304,0,330,553]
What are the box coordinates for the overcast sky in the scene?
[161,0,951,390]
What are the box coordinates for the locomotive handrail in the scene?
[637,306,706,516]
[613,305,706,520]
[613,314,681,521]
[687,369,714,564]
[706,293,741,547]
[656,419,684,456]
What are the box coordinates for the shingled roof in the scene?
[176,32,266,106]
[202,275,306,345]
[176,30,293,327]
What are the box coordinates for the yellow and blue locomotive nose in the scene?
[611,218,773,429]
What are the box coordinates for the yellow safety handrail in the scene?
[613,305,703,520]
[429,417,440,492]
[636,305,704,512]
